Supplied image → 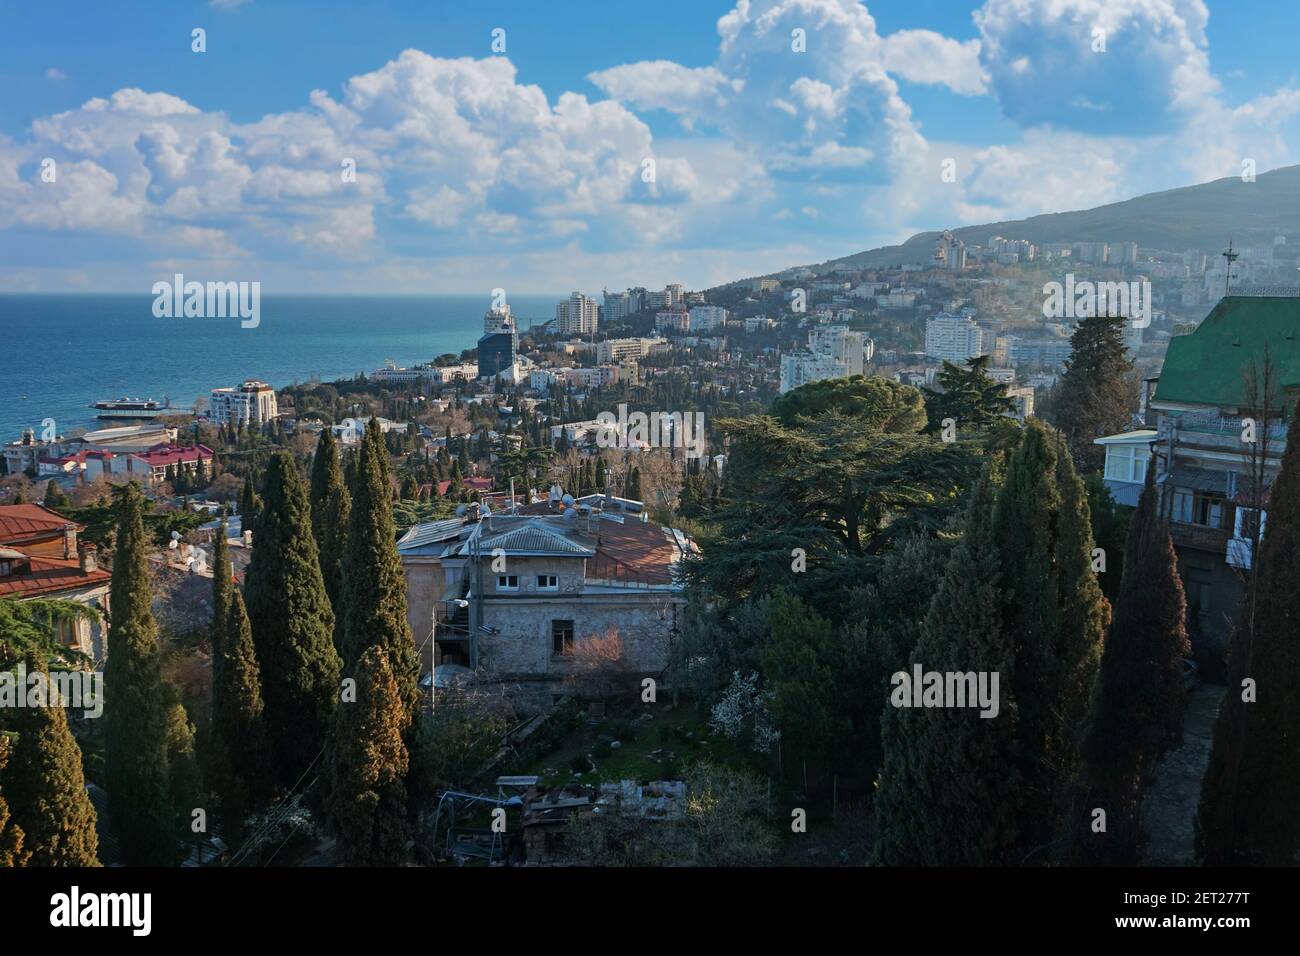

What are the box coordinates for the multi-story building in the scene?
[924,313,986,364]
[478,305,519,380]
[778,325,867,394]
[595,336,661,364]
[555,292,599,336]
[0,504,111,660]
[655,309,689,334]
[209,380,278,427]
[687,305,727,333]
[602,289,642,321]
[397,498,692,710]
[1094,296,1298,649]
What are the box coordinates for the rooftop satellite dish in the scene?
[480,502,492,516]
[455,504,468,516]
[170,530,182,541]
[168,539,179,550]
[561,493,575,506]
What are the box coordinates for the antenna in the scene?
[1222,240,1239,297]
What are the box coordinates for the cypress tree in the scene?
[340,423,419,722]
[240,475,256,520]
[5,657,99,866]
[875,471,1020,865]
[327,645,411,866]
[1197,422,1300,864]
[164,687,202,843]
[216,589,270,812]
[988,421,1107,858]
[309,427,351,636]
[0,734,31,866]
[44,479,70,512]
[1050,430,1109,781]
[210,518,232,727]
[103,482,176,866]
[1069,463,1187,864]
[244,453,341,786]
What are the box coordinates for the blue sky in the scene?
[2,0,1299,293]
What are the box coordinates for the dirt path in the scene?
[1140,683,1226,865]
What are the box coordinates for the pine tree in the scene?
[103,483,176,866]
[4,658,99,866]
[1069,463,1187,863]
[163,687,202,844]
[243,453,341,786]
[327,645,411,866]
[1047,314,1136,474]
[309,427,352,636]
[210,518,232,727]
[340,423,419,722]
[875,471,1020,865]
[0,734,31,866]
[1196,420,1300,864]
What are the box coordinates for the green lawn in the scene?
[516,701,753,787]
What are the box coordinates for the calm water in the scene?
[0,293,560,440]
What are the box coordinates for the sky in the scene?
[2,0,1300,294]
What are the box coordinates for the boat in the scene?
[89,396,176,421]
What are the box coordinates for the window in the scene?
[1173,490,1224,528]
[1104,444,1151,482]
[0,560,10,577]
[497,575,518,591]
[537,574,558,591]
[552,619,574,656]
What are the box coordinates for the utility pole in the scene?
[1222,240,1239,298]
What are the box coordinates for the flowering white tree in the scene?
[709,671,780,753]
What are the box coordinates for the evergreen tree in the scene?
[1196,420,1300,864]
[989,422,1108,858]
[1050,430,1109,778]
[5,657,99,866]
[309,427,352,635]
[244,453,341,785]
[213,589,270,834]
[340,423,419,722]
[875,471,1019,865]
[103,483,176,865]
[210,519,232,727]
[239,475,256,519]
[1069,463,1187,863]
[1047,314,1136,474]
[327,645,411,866]
[0,734,31,866]
[163,687,202,845]
[922,355,1015,433]
[43,479,70,512]
[625,465,642,502]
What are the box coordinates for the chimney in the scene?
[63,525,77,559]
[79,542,97,573]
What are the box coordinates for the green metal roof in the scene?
[1154,296,1300,407]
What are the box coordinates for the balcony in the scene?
[1169,520,1231,554]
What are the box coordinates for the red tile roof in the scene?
[134,443,215,468]
[0,504,80,541]
[0,553,111,599]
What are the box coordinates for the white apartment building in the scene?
[210,380,278,426]
[924,313,986,364]
[655,310,689,334]
[778,324,867,394]
[555,292,599,336]
[688,305,727,333]
[595,337,661,364]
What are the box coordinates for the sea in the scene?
[0,293,562,441]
